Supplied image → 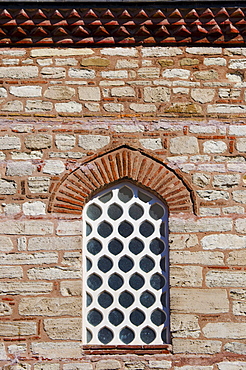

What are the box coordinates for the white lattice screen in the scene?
[83,182,169,345]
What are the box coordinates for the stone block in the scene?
[137,67,160,79]
[81,57,109,67]
[187,47,222,54]
[170,136,199,154]
[0,136,17,150]
[6,161,34,176]
[203,323,246,339]
[143,87,170,102]
[223,206,244,214]
[85,102,100,111]
[43,160,65,175]
[173,87,189,94]
[78,135,110,150]
[229,59,246,69]
[0,321,36,336]
[170,288,229,313]
[206,270,246,287]
[55,134,76,150]
[142,47,183,57]
[25,134,52,150]
[10,86,42,97]
[225,342,246,355]
[170,266,202,287]
[191,88,215,103]
[139,138,162,150]
[0,179,16,195]
[55,101,82,113]
[25,100,53,112]
[174,367,212,370]
[111,86,135,97]
[23,201,46,216]
[169,234,198,250]
[233,301,246,316]
[192,173,210,188]
[101,70,128,79]
[116,59,138,69]
[19,297,81,316]
[95,360,121,370]
[56,221,82,235]
[158,59,174,67]
[31,49,94,57]
[236,138,246,152]
[12,151,42,160]
[63,364,93,370]
[233,190,246,203]
[44,318,81,340]
[68,68,95,79]
[227,249,246,266]
[166,103,202,114]
[0,236,13,252]
[213,174,240,188]
[104,103,124,112]
[44,86,75,100]
[27,266,81,280]
[149,361,171,369]
[8,343,27,355]
[0,302,12,316]
[171,314,200,338]
[56,58,77,66]
[31,342,82,359]
[28,236,81,250]
[203,140,227,153]
[170,217,232,233]
[130,103,156,113]
[199,207,220,216]
[0,266,22,279]
[60,280,82,296]
[207,104,246,114]
[204,57,226,66]
[41,67,66,78]
[0,282,53,295]
[37,58,52,66]
[0,252,57,265]
[172,338,221,354]
[219,88,240,99]
[170,251,224,265]
[78,86,101,101]
[2,101,23,112]
[28,177,50,193]
[194,70,218,80]
[101,47,137,56]
[162,69,190,79]
[34,364,59,370]
[17,237,26,251]
[0,66,38,79]
[201,234,246,250]
[180,58,199,66]
[235,218,246,233]
[4,364,31,370]
[197,190,229,201]
[218,362,246,370]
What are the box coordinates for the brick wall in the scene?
[0,45,245,370]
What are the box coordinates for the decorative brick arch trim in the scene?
[48,147,194,214]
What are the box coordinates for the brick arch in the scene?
[48,147,194,214]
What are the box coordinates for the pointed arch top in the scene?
[48,147,194,214]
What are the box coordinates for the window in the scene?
[83,182,169,346]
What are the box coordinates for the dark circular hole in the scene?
[150,238,164,255]
[87,203,102,220]
[86,258,92,271]
[140,291,155,308]
[109,309,124,326]
[130,309,145,326]
[118,186,133,203]
[86,293,92,307]
[118,221,133,238]
[129,273,144,290]
[119,291,134,308]
[99,191,112,203]
[108,273,123,290]
[108,203,123,220]
[108,239,123,255]
[86,223,92,236]
[120,327,135,344]
[119,256,134,272]
[98,221,113,238]
[98,327,113,344]
[87,309,102,326]
[139,221,154,237]
[151,309,166,326]
[87,239,102,255]
[98,291,113,308]
[98,256,113,273]
[129,203,144,220]
[140,327,156,344]
[140,256,155,272]
[150,273,165,290]
[149,203,164,220]
[87,274,102,291]
[129,238,144,255]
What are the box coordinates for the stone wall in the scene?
[0,45,245,369]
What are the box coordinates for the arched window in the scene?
[83,182,169,346]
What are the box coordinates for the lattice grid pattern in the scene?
[83,182,169,345]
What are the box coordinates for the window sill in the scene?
[82,344,171,355]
